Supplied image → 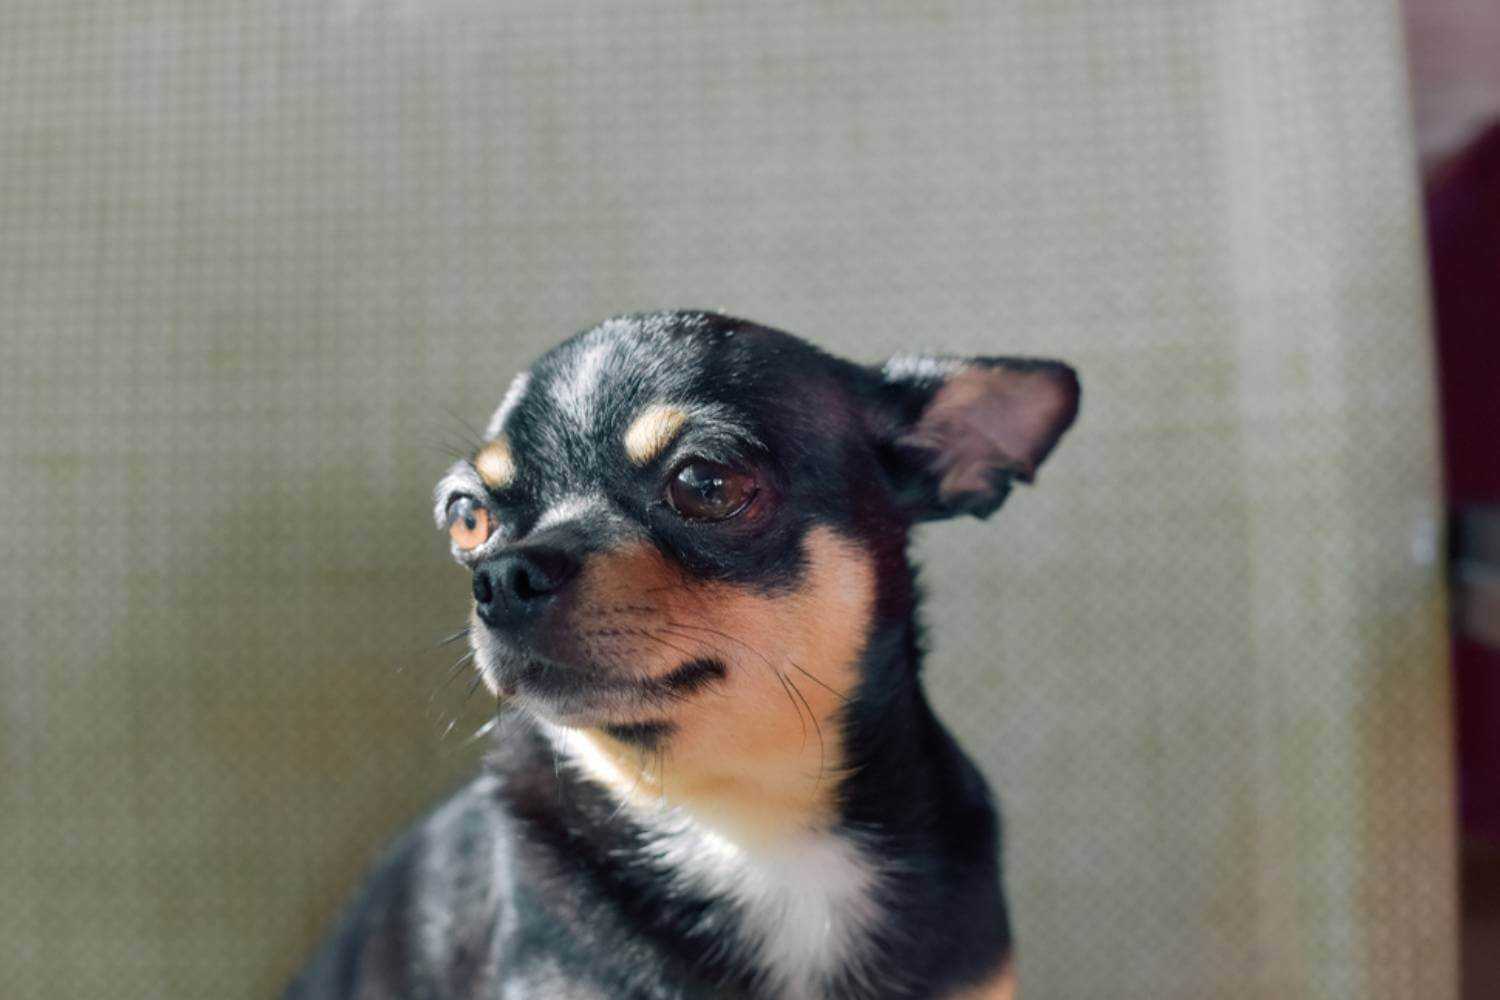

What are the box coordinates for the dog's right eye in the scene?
[446,496,493,551]
[667,461,757,521]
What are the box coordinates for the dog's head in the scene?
[434,312,1077,834]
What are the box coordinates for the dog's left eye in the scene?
[667,461,757,521]
[446,496,494,551]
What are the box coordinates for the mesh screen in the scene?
[0,2,1455,997]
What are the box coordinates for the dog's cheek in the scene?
[571,528,873,709]
[647,527,877,834]
[564,528,876,842]
[701,526,873,716]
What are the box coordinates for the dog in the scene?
[286,311,1079,1000]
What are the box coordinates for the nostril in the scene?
[472,571,494,606]
[510,564,544,602]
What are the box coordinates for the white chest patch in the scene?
[647,815,881,999]
[544,724,884,998]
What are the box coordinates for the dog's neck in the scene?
[522,628,1000,998]
[498,614,1002,995]
[528,614,948,1000]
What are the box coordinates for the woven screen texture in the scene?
[0,2,1455,998]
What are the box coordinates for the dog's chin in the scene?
[469,649,643,728]
[473,646,728,729]
[513,659,629,727]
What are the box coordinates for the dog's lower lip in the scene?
[509,656,727,715]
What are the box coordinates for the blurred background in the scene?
[1409,2,1500,997]
[1,1,1492,997]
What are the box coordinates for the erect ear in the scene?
[871,354,1080,522]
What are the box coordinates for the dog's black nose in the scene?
[473,547,580,628]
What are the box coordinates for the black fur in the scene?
[287,312,1079,999]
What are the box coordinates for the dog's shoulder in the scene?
[284,774,515,1000]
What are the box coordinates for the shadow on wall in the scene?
[5,407,495,995]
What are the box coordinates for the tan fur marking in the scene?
[623,403,689,466]
[564,527,875,845]
[946,961,1018,1000]
[474,438,515,489]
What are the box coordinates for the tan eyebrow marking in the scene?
[474,437,516,489]
[624,403,689,466]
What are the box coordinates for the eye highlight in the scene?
[446,496,494,551]
[666,461,757,521]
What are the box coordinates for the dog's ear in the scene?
[871,354,1080,522]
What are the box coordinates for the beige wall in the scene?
[0,2,1454,998]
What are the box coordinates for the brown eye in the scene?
[667,461,757,521]
[446,496,493,551]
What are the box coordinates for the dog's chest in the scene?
[634,814,883,999]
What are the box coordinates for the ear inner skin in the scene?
[911,363,1077,485]
[883,357,1080,522]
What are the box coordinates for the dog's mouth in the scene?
[485,652,728,727]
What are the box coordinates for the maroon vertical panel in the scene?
[1426,121,1500,836]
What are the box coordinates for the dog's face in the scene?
[434,312,1077,835]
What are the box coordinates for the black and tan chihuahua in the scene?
[287,312,1079,1000]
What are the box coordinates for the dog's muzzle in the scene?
[472,545,581,632]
